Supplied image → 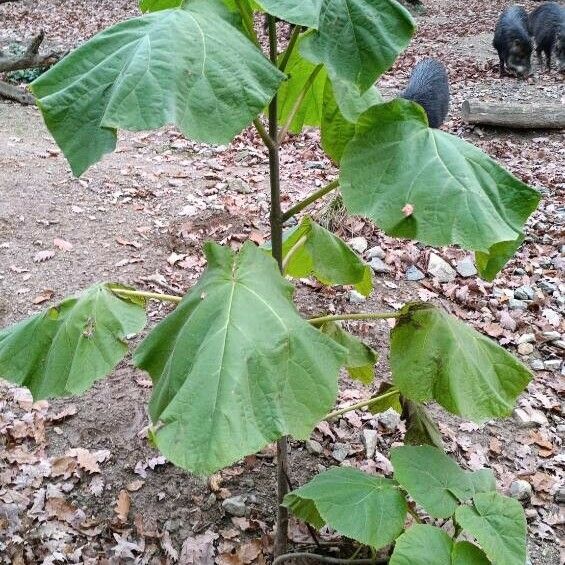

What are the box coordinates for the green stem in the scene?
[278,24,301,73]
[308,310,402,326]
[278,64,324,145]
[282,235,307,273]
[266,14,289,559]
[111,288,182,304]
[234,0,258,44]
[281,179,339,223]
[325,388,399,421]
[253,118,276,152]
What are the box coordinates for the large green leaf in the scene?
[319,321,376,384]
[475,235,524,282]
[31,0,284,176]
[301,0,414,92]
[282,215,372,295]
[283,467,407,549]
[390,303,532,422]
[391,445,473,518]
[340,100,540,278]
[133,242,346,475]
[390,526,489,565]
[256,0,322,28]
[455,493,527,565]
[277,36,328,134]
[0,284,147,400]
[139,0,182,11]
[467,469,497,496]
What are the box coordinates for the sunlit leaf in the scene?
[256,0,322,28]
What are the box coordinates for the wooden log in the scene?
[0,79,35,105]
[462,100,565,129]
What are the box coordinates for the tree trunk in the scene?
[0,79,35,104]
[462,100,565,129]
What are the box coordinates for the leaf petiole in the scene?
[325,388,399,421]
[308,310,402,326]
[281,179,339,222]
[111,288,182,304]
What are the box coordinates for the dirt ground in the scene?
[0,0,563,563]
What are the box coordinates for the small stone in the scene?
[517,333,535,344]
[555,487,565,504]
[379,409,401,432]
[524,508,538,520]
[544,359,562,371]
[427,253,456,283]
[366,245,385,260]
[229,179,252,194]
[361,429,378,459]
[517,343,534,355]
[349,290,366,304]
[537,280,557,294]
[509,480,532,502]
[405,266,425,281]
[554,340,565,350]
[508,299,527,310]
[514,285,534,301]
[456,256,477,278]
[305,160,324,169]
[513,407,548,427]
[305,440,323,455]
[370,257,391,274]
[349,237,368,254]
[332,443,350,462]
[542,331,560,341]
[222,495,247,517]
[530,359,545,371]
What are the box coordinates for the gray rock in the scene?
[305,160,325,169]
[427,253,456,283]
[366,245,385,260]
[537,280,557,294]
[517,343,534,356]
[332,443,350,462]
[349,237,368,254]
[555,487,565,504]
[542,331,560,341]
[508,299,527,310]
[517,333,535,344]
[379,409,401,432]
[349,290,367,304]
[514,407,548,427]
[229,179,252,194]
[544,359,562,371]
[509,480,532,502]
[456,256,477,278]
[514,285,534,301]
[305,440,323,455]
[370,257,391,274]
[361,429,378,459]
[530,359,545,371]
[222,495,247,517]
[405,266,425,281]
[554,340,565,350]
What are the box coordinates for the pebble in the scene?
[514,285,534,301]
[349,237,368,254]
[349,290,367,304]
[542,331,560,341]
[530,359,545,371]
[555,487,565,504]
[514,407,548,427]
[361,429,378,459]
[370,257,391,274]
[537,280,557,294]
[517,343,534,355]
[427,253,456,283]
[525,508,538,520]
[379,409,401,432]
[544,359,562,371]
[517,333,535,344]
[508,299,527,310]
[366,245,385,260]
[509,480,532,502]
[222,495,247,517]
[305,440,323,455]
[554,340,565,350]
[332,443,350,462]
[229,179,252,194]
[405,265,425,281]
[456,256,477,278]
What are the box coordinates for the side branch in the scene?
[0,79,34,104]
[308,310,402,325]
[281,180,339,222]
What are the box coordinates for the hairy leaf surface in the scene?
[134,242,346,474]
[31,0,284,175]
[284,467,407,548]
[0,284,146,399]
[390,303,532,421]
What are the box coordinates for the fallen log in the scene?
[462,100,565,130]
[0,79,34,104]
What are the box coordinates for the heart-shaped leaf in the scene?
[0,284,147,399]
[390,303,532,422]
[134,242,346,474]
[340,100,540,279]
[284,467,407,549]
[301,0,414,91]
[256,0,322,28]
[455,492,527,565]
[31,0,284,175]
[391,445,473,518]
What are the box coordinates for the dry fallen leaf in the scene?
[32,289,55,304]
[162,530,179,562]
[114,489,131,523]
[127,480,145,492]
[49,404,78,422]
[53,238,73,251]
[51,456,78,479]
[33,250,55,263]
[179,530,218,565]
[89,476,104,496]
[66,448,102,474]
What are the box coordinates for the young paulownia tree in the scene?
[0,0,540,562]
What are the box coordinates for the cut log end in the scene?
[462,100,565,130]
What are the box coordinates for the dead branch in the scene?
[0,31,61,73]
[0,79,35,105]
